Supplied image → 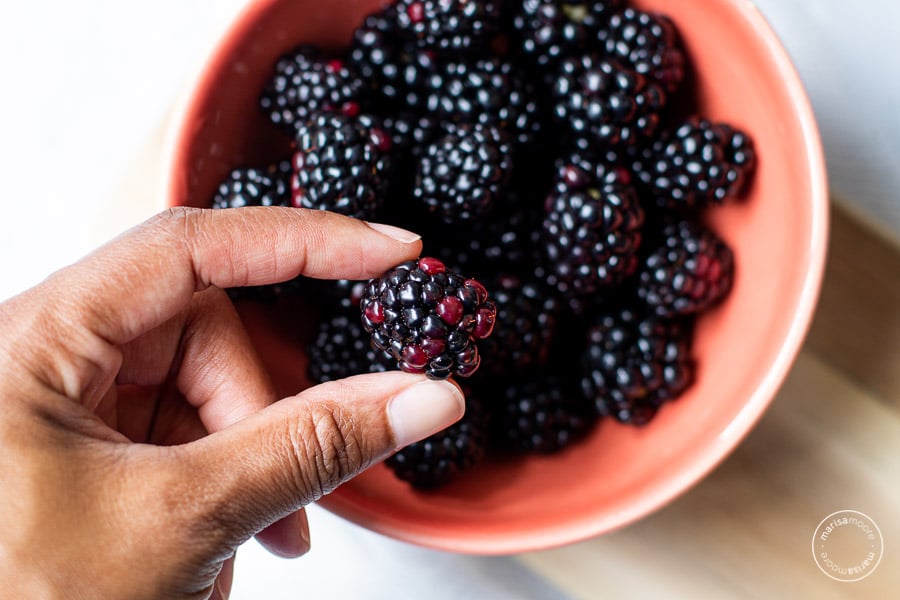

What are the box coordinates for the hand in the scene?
[0,207,465,599]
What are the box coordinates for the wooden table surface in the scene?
[101,123,900,599]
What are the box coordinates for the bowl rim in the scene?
[160,0,830,555]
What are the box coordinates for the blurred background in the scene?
[1,1,898,598]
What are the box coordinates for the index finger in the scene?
[49,207,421,346]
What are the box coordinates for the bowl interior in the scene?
[165,0,827,553]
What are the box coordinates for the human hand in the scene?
[0,207,465,599]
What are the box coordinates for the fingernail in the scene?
[297,511,311,555]
[365,221,422,243]
[388,380,465,448]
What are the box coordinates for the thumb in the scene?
[179,372,464,549]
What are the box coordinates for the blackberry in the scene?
[637,218,734,318]
[633,117,756,209]
[360,258,497,380]
[477,273,558,374]
[291,113,393,219]
[414,124,513,223]
[541,163,644,298]
[386,393,488,489]
[580,308,694,425]
[552,55,665,150]
[511,0,623,76]
[260,46,364,136]
[425,58,541,146]
[350,11,438,112]
[211,161,291,209]
[307,313,395,384]
[383,113,439,155]
[598,8,685,94]
[394,0,502,54]
[495,373,595,453]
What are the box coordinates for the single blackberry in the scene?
[350,11,438,112]
[637,218,734,318]
[211,161,291,209]
[511,0,623,76]
[598,8,685,94]
[394,0,502,54]
[495,373,595,453]
[414,124,514,223]
[633,117,756,209]
[425,58,541,146]
[541,164,644,298]
[477,273,558,374]
[360,258,497,380]
[386,393,488,489]
[291,113,393,219]
[580,308,694,425]
[307,313,395,384]
[552,55,665,150]
[260,46,364,136]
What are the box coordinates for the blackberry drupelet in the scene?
[425,58,541,146]
[495,373,595,453]
[541,161,644,298]
[211,161,291,209]
[511,0,623,77]
[477,273,558,374]
[598,8,685,94]
[260,46,364,136]
[580,308,694,425]
[307,313,395,384]
[414,124,513,223]
[386,394,488,489]
[394,0,502,54]
[360,258,497,380]
[634,116,756,209]
[291,113,393,219]
[637,218,734,318]
[382,113,439,154]
[552,55,665,150]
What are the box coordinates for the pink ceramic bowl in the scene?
[163,0,828,554]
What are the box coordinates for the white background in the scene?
[0,1,898,598]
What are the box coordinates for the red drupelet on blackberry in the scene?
[393,0,503,55]
[291,113,393,219]
[414,124,514,223]
[597,8,685,94]
[360,258,497,380]
[386,393,489,489]
[552,55,665,150]
[495,373,596,453]
[633,116,756,209]
[541,157,644,299]
[637,218,734,318]
[580,308,695,425]
[260,46,364,137]
[307,313,396,384]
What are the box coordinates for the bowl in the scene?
[162,0,828,554]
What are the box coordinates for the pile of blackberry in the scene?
[209,0,756,489]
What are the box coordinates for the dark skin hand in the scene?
[0,207,464,599]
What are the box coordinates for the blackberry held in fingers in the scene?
[291,113,393,219]
[360,258,497,380]
[634,116,756,209]
[637,218,734,318]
